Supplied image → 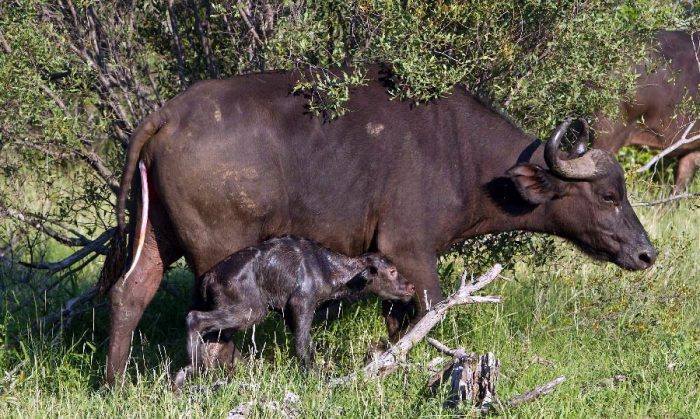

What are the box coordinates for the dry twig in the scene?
[632,192,699,207]
[636,120,700,173]
[19,228,114,271]
[506,375,566,408]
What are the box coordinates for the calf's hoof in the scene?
[173,365,194,389]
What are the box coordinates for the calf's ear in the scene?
[346,272,370,292]
[506,163,563,205]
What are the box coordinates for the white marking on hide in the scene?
[366,122,385,137]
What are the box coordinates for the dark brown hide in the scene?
[106,65,655,384]
[594,31,700,191]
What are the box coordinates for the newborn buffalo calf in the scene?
[183,235,414,376]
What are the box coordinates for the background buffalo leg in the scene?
[674,151,700,193]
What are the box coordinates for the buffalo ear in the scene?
[346,271,371,292]
[506,163,562,205]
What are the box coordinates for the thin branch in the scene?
[77,149,120,193]
[142,58,164,107]
[0,205,90,247]
[13,137,118,193]
[35,285,101,337]
[37,81,67,111]
[506,376,566,408]
[20,228,115,271]
[636,120,700,173]
[632,192,699,207]
[237,0,263,44]
[0,29,12,53]
[167,0,188,90]
[427,337,471,359]
[189,0,218,79]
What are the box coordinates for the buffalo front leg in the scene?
[380,251,442,341]
[674,151,700,193]
[106,219,180,385]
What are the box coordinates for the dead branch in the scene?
[427,338,565,412]
[0,205,90,247]
[35,284,101,339]
[189,0,218,79]
[691,30,700,75]
[632,192,699,207]
[167,0,188,90]
[237,0,263,44]
[0,29,12,53]
[14,136,118,193]
[636,120,700,173]
[426,338,496,410]
[77,149,120,193]
[506,375,566,408]
[330,264,503,386]
[37,81,67,111]
[427,337,470,358]
[20,228,115,271]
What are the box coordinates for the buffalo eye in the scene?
[368,266,378,275]
[389,268,397,277]
[601,193,617,206]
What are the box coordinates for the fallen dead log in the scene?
[426,338,498,411]
[427,338,565,412]
[330,264,503,386]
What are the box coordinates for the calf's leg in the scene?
[185,303,266,370]
[287,299,316,368]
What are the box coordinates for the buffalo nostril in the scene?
[638,251,653,266]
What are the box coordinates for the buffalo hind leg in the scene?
[106,216,181,385]
[674,151,700,193]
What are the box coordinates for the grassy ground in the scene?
[0,181,698,418]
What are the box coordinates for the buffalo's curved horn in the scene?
[569,119,589,158]
[545,118,614,180]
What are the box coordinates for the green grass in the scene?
[0,183,698,418]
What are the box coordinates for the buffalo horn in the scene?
[545,118,612,180]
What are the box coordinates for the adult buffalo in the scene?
[593,30,700,191]
[104,65,656,384]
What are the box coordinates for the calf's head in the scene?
[507,118,656,270]
[346,254,415,302]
